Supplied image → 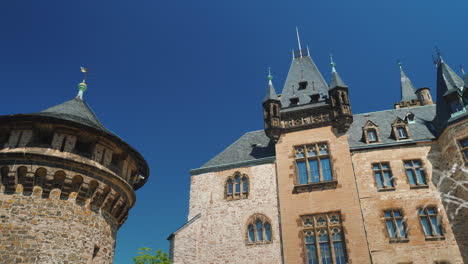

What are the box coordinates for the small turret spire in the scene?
[329,55,347,88]
[296,27,303,58]
[398,61,418,102]
[76,67,88,100]
[263,67,279,102]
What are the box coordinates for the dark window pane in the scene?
[420,217,432,236]
[248,225,255,242]
[228,180,233,194]
[384,211,392,218]
[386,220,396,238]
[321,158,332,181]
[235,176,240,193]
[430,216,442,236]
[460,139,468,147]
[406,169,416,185]
[297,161,308,184]
[396,218,406,237]
[334,241,346,264]
[320,241,332,264]
[373,164,380,170]
[416,169,426,184]
[309,159,320,182]
[256,221,263,241]
[265,224,271,241]
[383,171,393,187]
[242,177,248,193]
[375,172,384,188]
[306,244,318,264]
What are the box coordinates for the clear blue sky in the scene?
[1,0,467,263]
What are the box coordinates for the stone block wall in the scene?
[0,186,117,264]
[351,144,464,264]
[172,163,282,264]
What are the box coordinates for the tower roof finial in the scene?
[296,27,303,58]
[435,46,444,63]
[330,53,336,72]
[77,67,88,100]
[267,67,273,84]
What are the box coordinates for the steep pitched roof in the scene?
[399,66,418,101]
[191,130,275,174]
[347,104,437,149]
[280,56,329,107]
[37,98,108,132]
[263,79,279,102]
[329,68,347,89]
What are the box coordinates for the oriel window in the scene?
[295,143,333,185]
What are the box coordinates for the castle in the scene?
[0,78,149,263]
[168,35,468,264]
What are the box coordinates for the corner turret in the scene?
[328,56,353,132]
[263,68,282,142]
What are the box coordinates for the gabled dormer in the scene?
[362,120,380,144]
[391,117,411,141]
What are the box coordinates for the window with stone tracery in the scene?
[295,143,333,185]
[225,172,248,200]
[246,214,272,245]
[302,212,347,264]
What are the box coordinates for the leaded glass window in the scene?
[404,160,427,187]
[246,214,272,245]
[295,143,334,185]
[418,207,443,239]
[225,172,249,200]
[372,162,394,190]
[302,212,347,264]
[383,210,408,241]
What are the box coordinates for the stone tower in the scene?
[0,78,149,263]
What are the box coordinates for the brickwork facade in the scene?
[171,163,282,264]
[352,144,464,264]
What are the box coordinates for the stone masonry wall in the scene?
[172,163,282,264]
[351,144,464,264]
[0,186,117,264]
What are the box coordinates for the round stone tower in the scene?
[0,79,149,264]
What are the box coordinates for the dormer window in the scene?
[367,129,378,142]
[363,120,380,144]
[290,98,299,106]
[397,127,408,139]
[310,94,320,103]
[392,118,411,141]
[298,81,308,90]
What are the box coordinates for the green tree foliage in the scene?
[133,247,172,264]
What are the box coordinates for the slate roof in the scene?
[193,105,438,173]
[347,104,437,149]
[191,130,275,174]
[37,98,108,132]
[263,80,279,103]
[280,56,329,107]
[399,67,418,101]
[329,69,348,89]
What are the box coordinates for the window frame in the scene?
[294,142,337,193]
[392,118,411,141]
[225,172,249,200]
[362,120,380,144]
[457,137,468,163]
[403,159,428,189]
[418,207,445,241]
[301,212,347,264]
[372,162,395,191]
[246,214,273,245]
[383,209,408,243]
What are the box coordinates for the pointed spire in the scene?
[296,27,303,58]
[398,61,418,101]
[329,55,347,89]
[76,67,88,100]
[263,67,279,102]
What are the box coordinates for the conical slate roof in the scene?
[263,79,279,102]
[37,97,108,132]
[329,68,347,89]
[280,56,329,107]
[399,66,418,101]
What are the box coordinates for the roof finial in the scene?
[330,53,336,72]
[435,46,444,63]
[397,60,403,69]
[267,67,273,85]
[77,67,88,99]
[460,65,466,76]
[296,27,303,58]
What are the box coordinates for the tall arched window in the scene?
[225,172,249,200]
[246,214,272,245]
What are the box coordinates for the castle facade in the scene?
[168,40,467,264]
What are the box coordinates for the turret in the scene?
[263,69,282,142]
[0,69,149,263]
[394,62,424,109]
[328,56,353,132]
[415,87,434,106]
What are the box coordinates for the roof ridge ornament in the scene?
[267,67,273,85]
[77,67,88,100]
[330,53,336,73]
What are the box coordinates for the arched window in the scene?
[246,214,272,244]
[225,172,249,200]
